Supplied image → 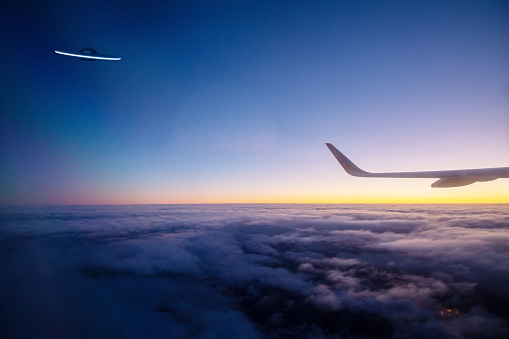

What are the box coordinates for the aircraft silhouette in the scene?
[55,47,120,61]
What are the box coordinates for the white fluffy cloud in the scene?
[1,204,508,338]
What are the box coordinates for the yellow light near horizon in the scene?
[49,175,509,205]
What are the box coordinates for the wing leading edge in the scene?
[325,143,509,188]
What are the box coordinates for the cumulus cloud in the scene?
[0,204,508,338]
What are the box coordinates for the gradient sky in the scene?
[1,0,508,204]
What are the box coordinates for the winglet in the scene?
[325,143,369,177]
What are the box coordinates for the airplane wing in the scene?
[325,143,509,187]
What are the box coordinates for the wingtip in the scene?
[325,143,368,176]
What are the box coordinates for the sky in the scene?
[1,204,508,338]
[1,0,508,204]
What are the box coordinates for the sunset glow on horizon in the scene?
[2,4,508,336]
[1,1,508,205]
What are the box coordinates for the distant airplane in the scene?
[55,47,121,61]
[326,143,509,188]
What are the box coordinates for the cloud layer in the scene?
[1,204,508,338]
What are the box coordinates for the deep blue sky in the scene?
[1,0,508,204]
